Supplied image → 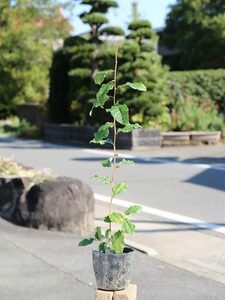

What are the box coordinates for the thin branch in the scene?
[109,43,119,237]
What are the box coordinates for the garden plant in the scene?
[79,45,146,290]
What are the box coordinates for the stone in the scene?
[23,177,94,234]
[0,176,32,224]
[95,285,137,300]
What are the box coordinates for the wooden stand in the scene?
[95,284,137,300]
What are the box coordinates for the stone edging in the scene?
[44,123,223,148]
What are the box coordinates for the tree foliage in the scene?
[162,0,225,70]
[49,3,170,129]
[118,20,170,128]
[50,0,123,124]
[167,69,225,131]
[0,0,72,117]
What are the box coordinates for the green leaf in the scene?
[112,182,128,197]
[125,205,142,215]
[118,123,141,133]
[93,80,114,108]
[103,215,111,223]
[91,122,113,144]
[107,104,129,125]
[78,238,94,247]
[109,212,124,224]
[94,227,104,241]
[122,219,136,234]
[105,229,111,239]
[94,70,114,85]
[99,242,107,253]
[125,82,147,91]
[101,157,113,168]
[110,230,125,254]
[119,159,135,166]
[94,175,111,185]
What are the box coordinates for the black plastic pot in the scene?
[92,247,134,291]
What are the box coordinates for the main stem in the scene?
[109,44,119,237]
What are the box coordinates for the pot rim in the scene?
[92,247,134,257]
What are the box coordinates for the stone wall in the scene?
[44,123,162,149]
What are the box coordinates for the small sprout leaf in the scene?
[101,157,113,168]
[94,227,104,241]
[91,122,113,144]
[107,104,129,125]
[93,175,111,185]
[94,70,114,85]
[110,230,125,254]
[94,80,114,108]
[103,215,111,223]
[125,205,142,215]
[122,219,136,234]
[105,229,111,239]
[125,82,147,91]
[99,242,107,253]
[112,182,128,197]
[109,212,124,224]
[119,158,135,166]
[78,238,94,247]
[118,123,141,133]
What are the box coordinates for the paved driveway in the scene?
[0,136,225,299]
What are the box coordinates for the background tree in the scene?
[118,20,170,128]
[0,0,72,118]
[161,0,225,70]
[58,0,124,125]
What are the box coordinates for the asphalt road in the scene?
[1,136,225,299]
[0,136,224,224]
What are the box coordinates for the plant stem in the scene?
[109,44,119,237]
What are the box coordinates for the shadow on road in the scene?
[185,168,225,192]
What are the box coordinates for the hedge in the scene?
[167,69,225,114]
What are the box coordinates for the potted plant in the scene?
[79,45,146,291]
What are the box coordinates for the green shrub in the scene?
[173,99,225,131]
[168,69,225,114]
[0,116,41,137]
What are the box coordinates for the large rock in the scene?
[0,176,31,223]
[22,177,94,235]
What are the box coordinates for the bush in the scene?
[0,116,41,137]
[172,99,225,132]
[167,69,225,114]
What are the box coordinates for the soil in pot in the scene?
[92,247,134,291]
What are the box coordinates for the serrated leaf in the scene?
[119,159,135,166]
[94,70,114,85]
[101,157,113,168]
[93,80,114,108]
[94,227,104,241]
[122,219,136,234]
[110,230,125,254]
[125,82,147,91]
[94,175,111,185]
[91,122,113,144]
[109,212,124,224]
[112,182,128,197]
[107,104,129,125]
[78,238,94,247]
[99,242,107,253]
[118,123,141,133]
[103,215,111,223]
[125,205,142,215]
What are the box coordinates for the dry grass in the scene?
[0,156,54,184]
